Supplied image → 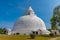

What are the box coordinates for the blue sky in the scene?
[0,0,60,30]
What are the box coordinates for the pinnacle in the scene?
[24,6,35,15]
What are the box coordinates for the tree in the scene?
[51,6,60,30]
[50,16,57,30]
[3,28,7,34]
[0,28,6,34]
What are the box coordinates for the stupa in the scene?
[13,6,50,35]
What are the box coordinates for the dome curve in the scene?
[13,6,50,34]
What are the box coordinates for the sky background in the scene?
[0,0,60,30]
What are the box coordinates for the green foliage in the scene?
[50,16,57,30]
[0,28,6,34]
[30,33,36,39]
[48,29,51,32]
[50,6,60,30]
[59,30,60,33]
[16,33,20,35]
[49,33,54,37]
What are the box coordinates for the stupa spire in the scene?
[24,6,35,15]
[28,6,33,10]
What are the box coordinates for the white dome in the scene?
[13,6,50,34]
